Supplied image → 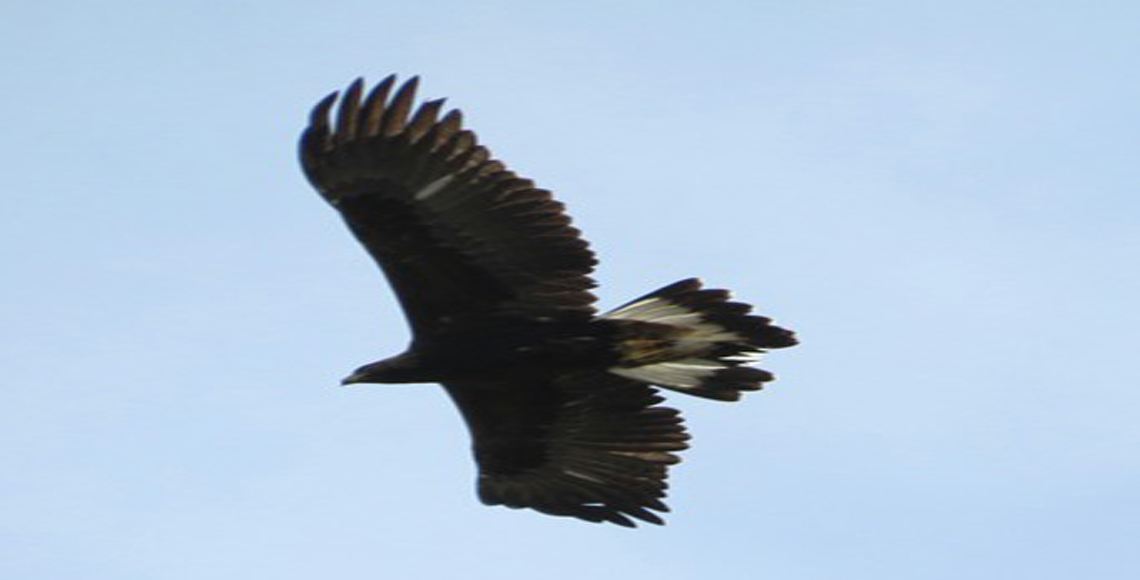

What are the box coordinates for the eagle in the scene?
[299,75,797,527]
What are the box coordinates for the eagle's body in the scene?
[347,311,616,384]
[300,75,797,527]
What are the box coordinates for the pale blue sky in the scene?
[3,1,1138,578]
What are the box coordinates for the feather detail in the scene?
[605,279,796,401]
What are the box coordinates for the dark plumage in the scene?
[299,75,797,527]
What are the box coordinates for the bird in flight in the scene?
[299,75,797,527]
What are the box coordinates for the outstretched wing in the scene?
[300,76,598,335]
[442,374,690,527]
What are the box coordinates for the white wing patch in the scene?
[563,468,608,484]
[413,174,455,200]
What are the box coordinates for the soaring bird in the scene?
[299,75,797,527]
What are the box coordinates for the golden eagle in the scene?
[299,75,797,527]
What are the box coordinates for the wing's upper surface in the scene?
[300,76,598,335]
[443,373,690,527]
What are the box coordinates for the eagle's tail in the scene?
[602,278,797,401]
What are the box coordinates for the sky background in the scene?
[3,1,1138,578]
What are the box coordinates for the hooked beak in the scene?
[340,372,366,386]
